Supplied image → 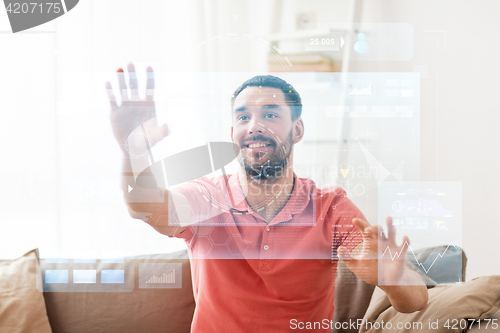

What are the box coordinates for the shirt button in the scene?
[266,227,270,231]
[263,245,269,250]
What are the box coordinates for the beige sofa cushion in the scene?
[467,308,500,332]
[361,275,500,333]
[0,249,52,333]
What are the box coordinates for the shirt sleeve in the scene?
[170,176,229,243]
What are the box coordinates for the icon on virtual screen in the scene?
[139,263,182,289]
[354,33,369,54]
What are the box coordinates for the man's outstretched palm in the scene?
[106,63,168,155]
[338,216,410,286]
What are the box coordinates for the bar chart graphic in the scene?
[146,269,176,284]
[349,84,372,96]
[139,263,182,289]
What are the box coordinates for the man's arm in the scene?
[106,63,190,237]
[121,156,190,237]
[378,269,428,313]
[339,217,428,313]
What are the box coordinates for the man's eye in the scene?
[265,113,278,118]
[238,115,249,121]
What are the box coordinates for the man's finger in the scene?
[375,225,387,241]
[117,68,129,103]
[361,225,384,241]
[149,124,169,145]
[146,66,155,102]
[105,81,118,108]
[352,218,370,233]
[353,219,368,242]
[127,63,139,101]
[362,226,373,240]
[386,216,396,244]
[400,235,410,257]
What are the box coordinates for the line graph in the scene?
[381,241,459,274]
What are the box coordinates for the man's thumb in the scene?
[161,124,169,137]
[150,124,169,144]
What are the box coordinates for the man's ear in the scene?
[230,126,234,142]
[293,118,305,144]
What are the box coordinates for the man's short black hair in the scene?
[231,75,302,121]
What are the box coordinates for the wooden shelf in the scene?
[267,28,349,42]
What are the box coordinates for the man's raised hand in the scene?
[105,63,168,155]
[338,216,410,286]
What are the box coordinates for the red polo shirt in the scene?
[173,173,364,332]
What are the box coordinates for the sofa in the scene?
[1,246,499,333]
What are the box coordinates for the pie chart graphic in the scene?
[4,0,79,33]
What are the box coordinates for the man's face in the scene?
[231,86,303,180]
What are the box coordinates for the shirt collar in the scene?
[226,173,311,224]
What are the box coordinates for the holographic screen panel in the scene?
[314,72,420,184]
[312,23,414,61]
[153,72,419,261]
[37,257,184,292]
[377,182,462,285]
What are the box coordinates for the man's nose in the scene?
[247,119,265,135]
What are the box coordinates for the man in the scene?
[106,64,428,332]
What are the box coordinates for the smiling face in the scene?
[231,86,304,180]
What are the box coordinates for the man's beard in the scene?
[238,129,293,181]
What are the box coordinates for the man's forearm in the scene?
[121,154,168,226]
[379,269,428,313]
[120,154,191,236]
[121,154,163,213]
